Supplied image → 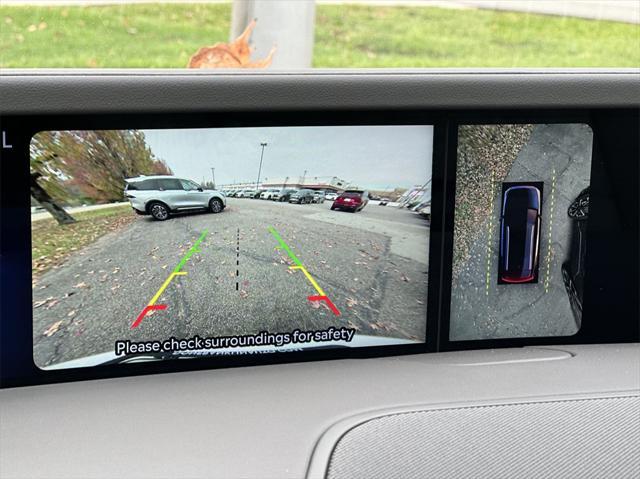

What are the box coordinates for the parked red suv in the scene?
[331,190,369,212]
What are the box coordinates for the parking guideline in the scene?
[267,226,302,266]
[174,230,208,273]
[289,266,326,297]
[131,229,209,329]
[268,226,340,316]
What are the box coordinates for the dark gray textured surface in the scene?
[1,70,639,115]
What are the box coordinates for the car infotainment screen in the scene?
[450,123,593,340]
[30,126,433,369]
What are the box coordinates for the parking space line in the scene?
[486,171,495,296]
[131,229,208,329]
[544,170,556,293]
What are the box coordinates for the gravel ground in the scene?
[452,124,533,282]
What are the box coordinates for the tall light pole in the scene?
[210,167,216,189]
[256,142,267,190]
[301,169,307,187]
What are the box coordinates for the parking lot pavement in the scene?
[450,124,592,340]
[32,198,430,367]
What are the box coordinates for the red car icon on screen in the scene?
[498,184,542,284]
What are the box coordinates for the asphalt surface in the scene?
[33,198,429,367]
[450,123,592,340]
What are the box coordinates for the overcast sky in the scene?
[141,125,433,190]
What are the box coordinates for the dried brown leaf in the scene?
[43,321,63,337]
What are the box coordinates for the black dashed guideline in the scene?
[236,228,240,291]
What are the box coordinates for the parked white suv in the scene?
[260,189,280,200]
[124,175,226,221]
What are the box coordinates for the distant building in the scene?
[399,184,431,206]
[220,175,349,192]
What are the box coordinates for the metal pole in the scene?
[256,142,267,190]
[231,0,316,69]
[211,167,216,189]
[301,169,307,187]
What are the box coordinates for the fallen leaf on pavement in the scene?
[74,282,89,289]
[45,299,59,309]
[43,321,63,337]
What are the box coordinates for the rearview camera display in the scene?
[450,123,592,340]
[30,126,432,369]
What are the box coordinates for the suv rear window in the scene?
[343,190,364,196]
[126,179,159,191]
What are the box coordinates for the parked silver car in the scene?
[312,191,326,203]
[260,189,280,200]
[289,189,316,204]
[238,189,257,198]
[124,175,226,221]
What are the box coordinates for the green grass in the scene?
[315,5,640,67]
[1,3,638,68]
[32,205,135,278]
